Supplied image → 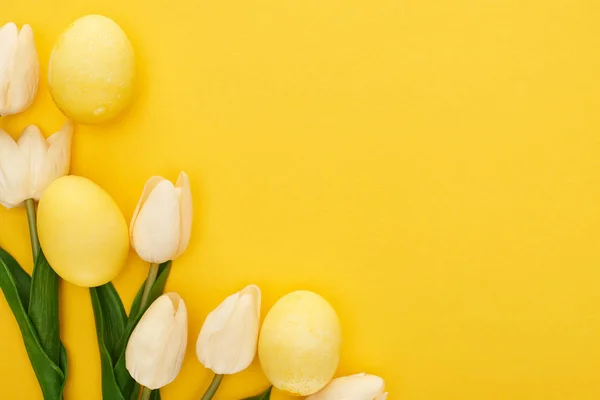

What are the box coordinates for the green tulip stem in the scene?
[201,374,224,400]
[140,386,152,400]
[139,262,160,311]
[24,199,40,263]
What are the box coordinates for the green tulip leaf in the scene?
[128,385,140,400]
[59,344,68,394]
[1,248,33,308]
[28,251,61,365]
[92,283,127,362]
[242,386,273,400]
[90,286,127,400]
[0,247,67,400]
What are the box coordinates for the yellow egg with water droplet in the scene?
[258,291,342,396]
[37,176,129,287]
[48,14,135,124]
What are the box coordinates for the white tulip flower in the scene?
[0,22,39,116]
[196,285,261,375]
[306,373,388,400]
[126,293,188,390]
[130,172,192,264]
[0,122,73,208]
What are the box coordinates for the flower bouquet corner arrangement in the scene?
[0,14,387,400]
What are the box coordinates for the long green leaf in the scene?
[59,344,69,394]
[0,248,32,308]
[115,262,172,399]
[28,251,61,365]
[128,385,140,400]
[0,248,65,400]
[92,283,127,363]
[89,287,127,400]
[242,386,273,400]
[0,248,69,396]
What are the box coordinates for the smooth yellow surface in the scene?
[259,291,342,395]
[1,0,600,399]
[37,176,129,287]
[48,15,135,124]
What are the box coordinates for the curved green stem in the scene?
[139,262,159,311]
[24,199,40,263]
[140,386,152,400]
[201,374,224,400]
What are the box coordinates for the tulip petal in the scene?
[33,121,73,200]
[0,23,18,113]
[0,129,27,208]
[306,373,386,400]
[130,176,165,242]
[173,171,192,258]
[196,285,261,374]
[17,125,48,200]
[4,25,38,115]
[126,293,188,390]
[131,179,181,263]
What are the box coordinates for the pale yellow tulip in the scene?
[0,122,73,208]
[196,285,261,374]
[0,22,39,116]
[126,293,188,390]
[130,172,192,263]
[306,373,388,400]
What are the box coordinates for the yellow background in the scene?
[2,0,600,399]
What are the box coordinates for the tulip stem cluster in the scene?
[140,262,160,309]
[24,199,40,261]
[200,374,224,400]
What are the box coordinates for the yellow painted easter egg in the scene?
[258,290,342,396]
[48,15,135,124]
[37,176,129,287]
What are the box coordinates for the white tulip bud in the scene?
[126,293,188,390]
[130,172,192,263]
[0,122,73,208]
[0,22,39,116]
[196,285,261,374]
[306,374,388,400]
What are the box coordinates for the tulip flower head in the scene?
[306,373,388,400]
[0,22,39,116]
[0,122,73,208]
[126,292,188,390]
[130,172,192,264]
[196,285,262,375]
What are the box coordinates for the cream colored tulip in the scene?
[196,285,261,374]
[0,22,39,115]
[0,122,73,208]
[130,172,192,263]
[126,293,188,390]
[306,374,388,400]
